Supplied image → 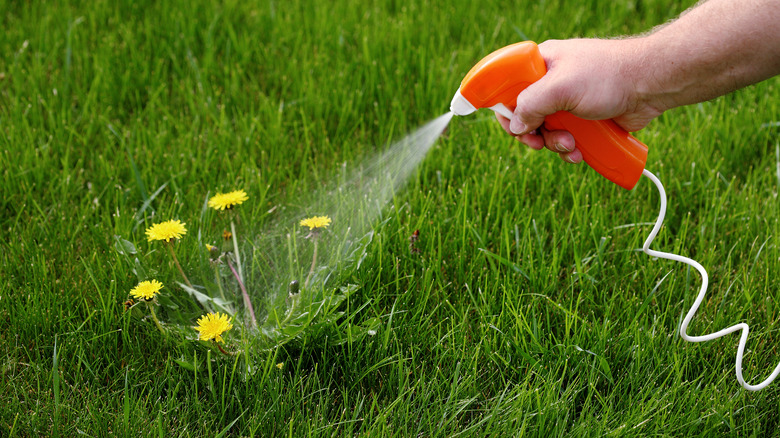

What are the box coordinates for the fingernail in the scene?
[554,143,568,152]
[509,118,525,135]
[564,154,578,164]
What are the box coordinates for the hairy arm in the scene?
[639,0,780,112]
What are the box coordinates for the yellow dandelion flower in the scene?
[196,312,233,343]
[205,243,216,251]
[129,279,164,300]
[299,215,332,230]
[208,190,249,211]
[145,220,187,242]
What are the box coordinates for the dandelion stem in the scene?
[146,302,165,334]
[305,236,319,288]
[227,258,257,329]
[214,264,228,306]
[230,221,243,282]
[167,242,192,288]
[215,341,232,356]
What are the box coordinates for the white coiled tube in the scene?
[641,168,780,391]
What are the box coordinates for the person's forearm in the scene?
[634,0,780,112]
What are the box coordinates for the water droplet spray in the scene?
[250,111,454,307]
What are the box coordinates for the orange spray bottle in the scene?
[450,41,648,190]
[449,41,780,391]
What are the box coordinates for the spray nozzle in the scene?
[452,41,649,190]
[449,88,477,116]
[452,42,546,118]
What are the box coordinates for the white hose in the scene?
[642,168,780,391]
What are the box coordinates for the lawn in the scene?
[2,0,780,436]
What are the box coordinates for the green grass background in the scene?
[2,0,780,436]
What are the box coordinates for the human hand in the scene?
[498,38,664,163]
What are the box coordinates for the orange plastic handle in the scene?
[459,41,648,190]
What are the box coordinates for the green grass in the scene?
[2,0,780,435]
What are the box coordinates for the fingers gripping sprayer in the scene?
[450,41,780,391]
[451,41,648,189]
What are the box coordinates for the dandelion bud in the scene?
[288,280,299,296]
[206,243,221,260]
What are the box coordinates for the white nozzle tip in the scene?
[450,88,477,116]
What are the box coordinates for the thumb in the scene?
[510,78,562,135]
